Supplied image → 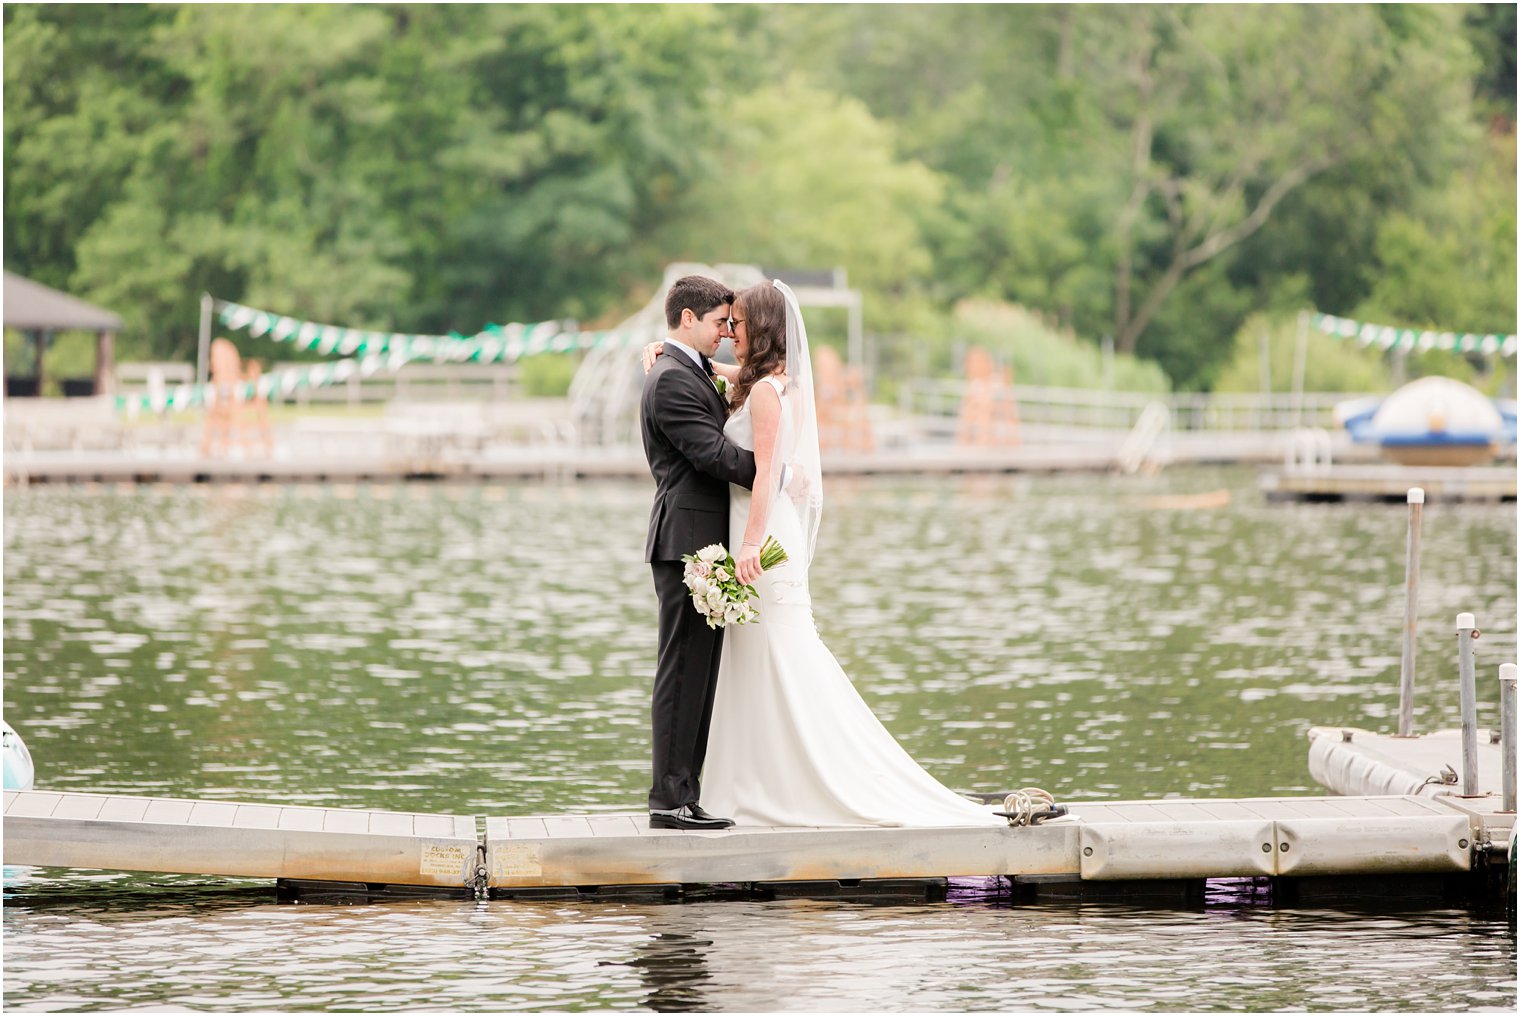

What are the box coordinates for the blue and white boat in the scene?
[3,720,36,888]
[1336,377,1517,466]
[3,720,33,792]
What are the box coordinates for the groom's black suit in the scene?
[640,347,756,813]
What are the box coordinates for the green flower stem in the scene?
[758,537,789,571]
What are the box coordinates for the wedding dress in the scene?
[699,285,1002,829]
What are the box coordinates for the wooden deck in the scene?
[5,789,1491,898]
[1262,463,1516,502]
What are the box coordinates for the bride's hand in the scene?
[641,341,665,374]
[735,541,763,585]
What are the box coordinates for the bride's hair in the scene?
[730,282,787,414]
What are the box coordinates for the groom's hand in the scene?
[736,541,763,585]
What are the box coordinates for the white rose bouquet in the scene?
[681,538,789,628]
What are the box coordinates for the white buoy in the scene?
[2,720,34,791]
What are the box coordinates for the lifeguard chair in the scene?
[200,338,273,457]
[813,345,874,453]
[956,347,1021,446]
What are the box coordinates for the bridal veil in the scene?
[773,279,824,567]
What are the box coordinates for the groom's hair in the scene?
[665,276,734,330]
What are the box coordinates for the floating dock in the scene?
[1262,463,1516,502]
[1308,725,1515,846]
[3,446,1117,484]
[5,788,1504,903]
[2,791,480,888]
[6,431,1331,485]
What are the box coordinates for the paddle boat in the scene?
[3,720,36,888]
[3,720,33,792]
[1335,377,1517,466]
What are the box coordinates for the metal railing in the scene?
[898,381,1364,436]
[114,361,523,406]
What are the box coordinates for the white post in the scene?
[196,293,213,387]
[1291,311,1309,429]
[847,294,864,386]
[1500,663,1516,813]
[1457,612,1479,796]
[1258,328,1272,430]
[1398,488,1424,736]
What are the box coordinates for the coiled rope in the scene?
[998,787,1066,827]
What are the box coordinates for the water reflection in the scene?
[3,470,1515,1011]
[7,876,1513,1012]
[619,925,714,1013]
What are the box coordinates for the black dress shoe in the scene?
[685,803,735,827]
[649,805,734,830]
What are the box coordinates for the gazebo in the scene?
[3,271,122,397]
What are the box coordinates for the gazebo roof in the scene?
[3,271,123,331]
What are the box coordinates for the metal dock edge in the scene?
[3,790,478,887]
[4,790,1490,894]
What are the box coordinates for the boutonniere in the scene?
[713,375,730,400]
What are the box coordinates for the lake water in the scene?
[3,468,1515,1011]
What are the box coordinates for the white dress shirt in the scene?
[663,336,706,372]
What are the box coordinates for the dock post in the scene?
[1398,488,1424,736]
[1501,663,1516,813]
[1457,612,1479,795]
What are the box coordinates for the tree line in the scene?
[4,4,1514,392]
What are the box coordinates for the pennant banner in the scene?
[1311,312,1517,359]
[114,353,403,416]
[115,300,661,415]
[214,300,658,363]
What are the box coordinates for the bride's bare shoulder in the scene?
[748,375,784,417]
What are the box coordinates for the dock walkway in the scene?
[4,788,1497,899]
[1307,726,1515,845]
[1263,464,1516,502]
[7,431,1374,485]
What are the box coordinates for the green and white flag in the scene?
[1311,312,1517,359]
[213,299,661,364]
[116,298,666,415]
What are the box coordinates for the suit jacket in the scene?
[641,349,757,562]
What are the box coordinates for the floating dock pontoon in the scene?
[5,787,1506,903]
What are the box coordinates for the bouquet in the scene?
[681,537,789,628]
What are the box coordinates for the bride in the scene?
[646,279,1001,828]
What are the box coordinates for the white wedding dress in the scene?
[700,375,1003,828]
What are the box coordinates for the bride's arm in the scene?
[735,382,781,585]
[641,341,739,381]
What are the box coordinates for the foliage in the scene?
[948,300,1171,393]
[2,329,97,394]
[783,4,1493,389]
[1354,132,1517,339]
[1211,314,1393,395]
[659,76,943,293]
[516,353,580,398]
[3,4,1514,396]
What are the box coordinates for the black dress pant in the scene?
[649,561,725,811]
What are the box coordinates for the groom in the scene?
[640,275,757,830]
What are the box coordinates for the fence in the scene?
[115,362,521,406]
[898,381,1357,438]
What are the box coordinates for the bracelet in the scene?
[742,541,760,547]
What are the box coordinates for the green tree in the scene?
[777,4,1485,390]
[659,76,943,292]
[6,4,745,360]
[1355,133,1516,337]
